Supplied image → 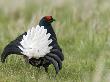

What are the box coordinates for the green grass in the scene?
[0,0,110,82]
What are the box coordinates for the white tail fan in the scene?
[18,25,53,59]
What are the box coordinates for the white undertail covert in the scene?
[18,25,53,59]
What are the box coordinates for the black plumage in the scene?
[1,16,64,74]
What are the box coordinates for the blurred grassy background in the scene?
[0,0,110,82]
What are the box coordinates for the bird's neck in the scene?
[39,22,57,39]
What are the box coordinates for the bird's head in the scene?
[39,16,55,26]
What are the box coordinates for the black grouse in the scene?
[1,16,64,74]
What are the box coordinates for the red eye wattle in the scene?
[45,16,52,21]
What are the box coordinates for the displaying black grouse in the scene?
[1,16,64,74]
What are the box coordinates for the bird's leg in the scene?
[44,67,48,73]
[43,63,49,73]
[40,58,49,72]
[29,58,42,67]
[23,55,29,64]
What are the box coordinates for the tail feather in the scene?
[19,25,53,59]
